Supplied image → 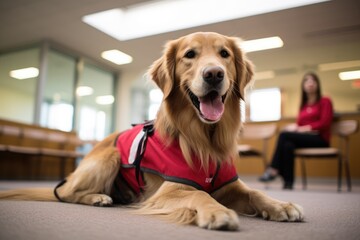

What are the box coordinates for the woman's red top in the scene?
[297,96,333,143]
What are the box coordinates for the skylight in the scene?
[82,0,330,41]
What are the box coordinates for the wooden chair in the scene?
[7,128,44,155]
[0,123,86,179]
[0,125,24,156]
[238,123,277,170]
[295,120,358,191]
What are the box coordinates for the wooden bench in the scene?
[0,123,87,180]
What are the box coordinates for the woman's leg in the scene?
[263,132,328,188]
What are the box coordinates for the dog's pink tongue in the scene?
[199,95,224,121]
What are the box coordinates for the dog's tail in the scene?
[0,188,57,202]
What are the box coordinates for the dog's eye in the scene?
[184,50,196,59]
[220,49,230,58]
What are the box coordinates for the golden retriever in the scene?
[0,32,303,230]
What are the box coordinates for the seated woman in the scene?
[259,72,334,189]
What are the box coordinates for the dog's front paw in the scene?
[261,202,304,222]
[197,207,240,231]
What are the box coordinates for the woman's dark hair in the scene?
[300,72,322,109]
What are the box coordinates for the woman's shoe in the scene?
[258,168,278,182]
[283,182,293,190]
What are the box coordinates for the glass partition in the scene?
[0,48,40,124]
[76,63,115,140]
[40,49,76,131]
[0,44,116,139]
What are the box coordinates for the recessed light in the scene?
[82,0,330,41]
[101,50,133,65]
[96,95,114,105]
[10,67,39,80]
[76,86,94,96]
[339,70,360,81]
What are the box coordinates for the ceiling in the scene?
[0,0,360,102]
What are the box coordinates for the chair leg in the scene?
[300,158,307,190]
[261,155,268,171]
[344,156,352,192]
[337,155,342,192]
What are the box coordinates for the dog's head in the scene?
[150,32,253,124]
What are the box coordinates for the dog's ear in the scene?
[230,37,254,101]
[149,40,178,99]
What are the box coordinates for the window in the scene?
[0,43,116,139]
[130,89,147,124]
[240,99,246,122]
[42,102,74,131]
[0,48,40,124]
[40,49,76,131]
[148,88,163,120]
[249,88,281,122]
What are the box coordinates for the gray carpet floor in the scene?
[1,177,359,240]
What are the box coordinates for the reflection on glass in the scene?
[41,49,76,131]
[76,63,114,141]
[0,48,40,124]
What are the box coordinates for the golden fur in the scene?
[0,32,303,230]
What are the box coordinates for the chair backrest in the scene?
[23,128,47,140]
[67,135,85,148]
[332,120,358,137]
[1,125,22,137]
[47,132,68,143]
[241,123,277,140]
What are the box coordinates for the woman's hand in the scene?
[296,125,312,133]
[284,123,298,132]
[283,124,313,133]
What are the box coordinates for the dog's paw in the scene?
[91,194,113,207]
[197,208,240,231]
[261,202,304,222]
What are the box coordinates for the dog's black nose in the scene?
[203,66,224,86]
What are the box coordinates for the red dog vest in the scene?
[111,123,238,204]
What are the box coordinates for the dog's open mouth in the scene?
[189,90,226,122]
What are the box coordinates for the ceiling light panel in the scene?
[339,70,360,81]
[241,37,283,53]
[101,50,133,65]
[83,0,330,41]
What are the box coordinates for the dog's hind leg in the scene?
[55,133,120,206]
